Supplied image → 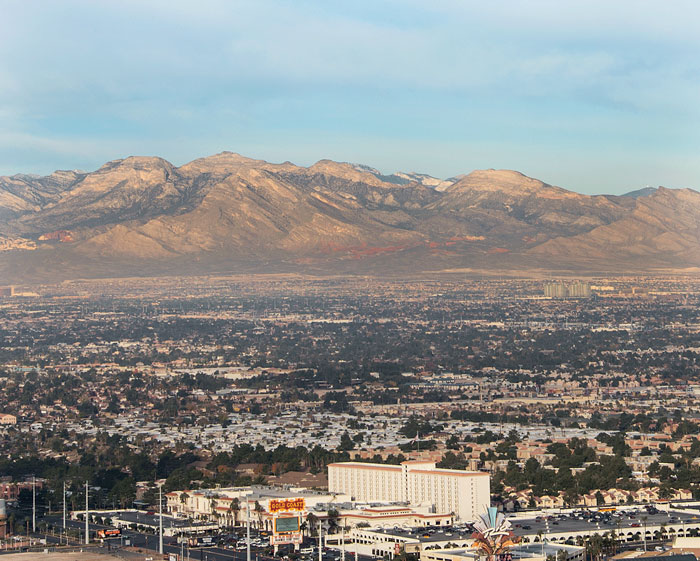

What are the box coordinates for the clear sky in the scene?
[1,0,699,194]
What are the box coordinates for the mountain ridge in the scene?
[1,152,699,282]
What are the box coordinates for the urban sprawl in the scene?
[1,276,700,561]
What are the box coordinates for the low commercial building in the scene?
[325,526,583,561]
[72,509,218,537]
[340,506,454,529]
[329,526,475,559]
[166,486,351,529]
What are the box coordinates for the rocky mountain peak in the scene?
[1,152,698,281]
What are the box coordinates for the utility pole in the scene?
[643,516,648,552]
[63,482,67,545]
[341,524,345,561]
[318,517,322,561]
[159,485,164,555]
[85,481,89,545]
[246,498,251,561]
[32,476,36,533]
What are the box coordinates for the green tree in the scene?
[338,432,355,451]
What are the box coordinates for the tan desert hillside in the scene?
[1,153,699,280]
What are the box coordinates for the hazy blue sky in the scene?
[1,0,699,193]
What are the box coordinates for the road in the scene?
[37,516,370,561]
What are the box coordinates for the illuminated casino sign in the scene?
[270,498,306,548]
[269,498,306,513]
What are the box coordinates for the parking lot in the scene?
[511,506,700,543]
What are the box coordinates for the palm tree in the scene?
[587,534,603,561]
[179,492,189,516]
[230,497,240,528]
[254,501,265,529]
[210,497,218,524]
[603,531,615,556]
[306,512,318,537]
[327,508,340,534]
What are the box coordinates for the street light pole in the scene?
[85,481,89,545]
[63,482,67,545]
[159,484,164,555]
[246,497,251,561]
[341,524,345,561]
[32,476,36,533]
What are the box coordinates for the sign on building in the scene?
[269,498,306,513]
[270,498,306,548]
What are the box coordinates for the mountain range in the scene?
[1,152,699,282]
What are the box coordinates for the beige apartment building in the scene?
[0,414,17,425]
[327,460,490,522]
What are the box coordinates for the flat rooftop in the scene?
[513,510,700,537]
[101,510,213,528]
[363,526,475,543]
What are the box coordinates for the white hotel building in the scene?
[327,461,490,522]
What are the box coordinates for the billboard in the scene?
[269,498,306,513]
[271,532,302,546]
[275,516,301,534]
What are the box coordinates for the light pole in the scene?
[63,482,67,545]
[319,516,323,561]
[85,481,89,545]
[246,496,251,561]
[159,485,164,555]
[341,523,345,561]
[32,476,36,533]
